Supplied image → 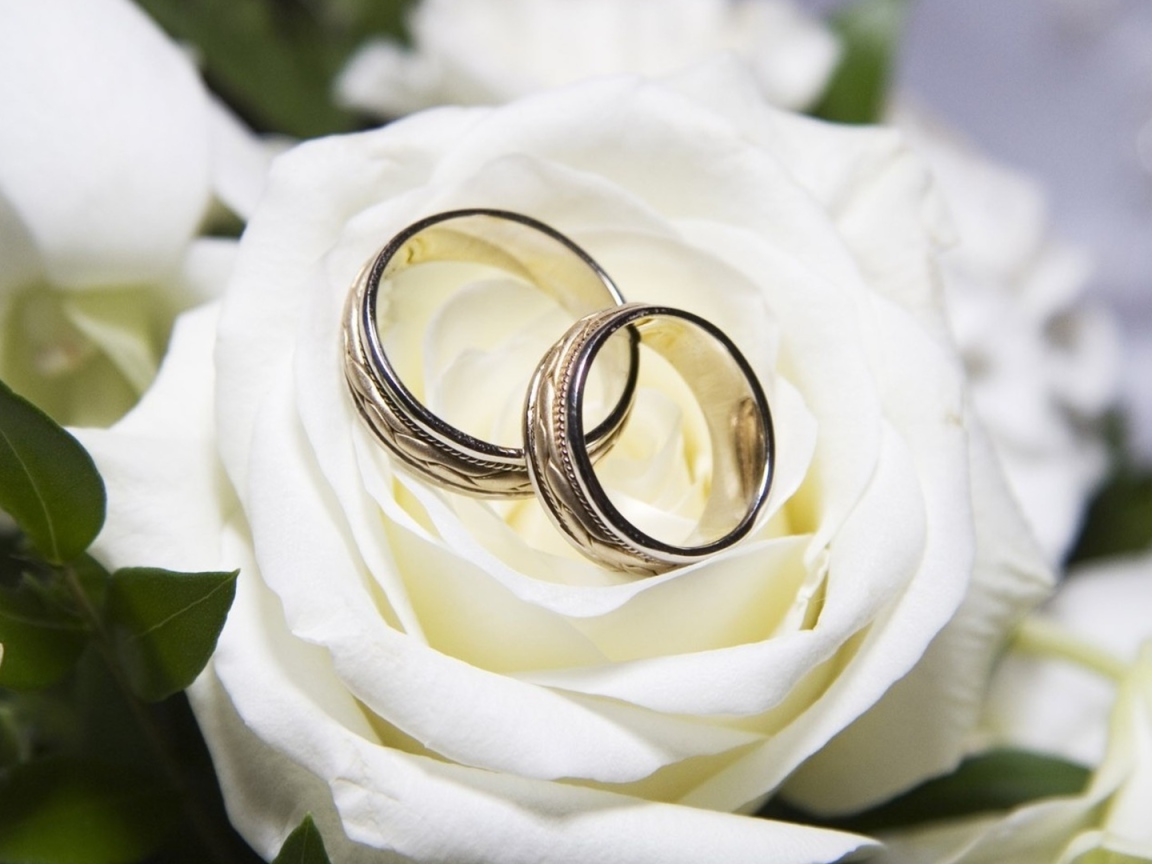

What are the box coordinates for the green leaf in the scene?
[104,567,238,702]
[763,749,1091,832]
[0,758,180,864]
[1070,467,1152,562]
[0,576,90,690]
[810,0,914,125]
[0,378,106,564]
[274,815,332,864]
[133,0,361,137]
[132,0,413,136]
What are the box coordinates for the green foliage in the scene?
[762,748,1091,832]
[0,701,24,767]
[811,0,914,125]
[1070,470,1152,563]
[1068,414,1152,563]
[0,380,106,565]
[843,748,1090,832]
[0,372,249,861]
[0,759,180,864]
[0,575,90,690]
[133,0,410,137]
[106,568,239,702]
[274,815,333,864]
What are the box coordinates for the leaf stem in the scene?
[62,565,239,862]
[1012,616,1129,683]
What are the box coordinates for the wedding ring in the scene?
[525,303,774,575]
[344,209,637,497]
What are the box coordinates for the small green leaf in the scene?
[105,567,238,702]
[134,0,360,137]
[1070,467,1152,562]
[0,576,90,690]
[0,378,106,564]
[810,0,914,125]
[274,815,332,864]
[763,749,1091,832]
[0,758,180,864]
[848,748,1091,831]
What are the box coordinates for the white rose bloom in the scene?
[895,110,1120,564]
[879,553,1152,863]
[336,0,838,117]
[79,62,1051,863]
[0,0,270,426]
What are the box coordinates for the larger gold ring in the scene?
[344,209,638,497]
[525,303,775,575]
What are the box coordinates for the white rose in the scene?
[893,109,1120,565]
[80,62,1051,863]
[878,552,1152,863]
[0,0,269,426]
[336,0,838,117]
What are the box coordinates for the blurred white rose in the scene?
[895,0,1152,465]
[80,62,1050,863]
[0,0,269,426]
[879,552,1152,863]
[895,109,1120,564]
[336,0,839,117]
[985,551,1152,768]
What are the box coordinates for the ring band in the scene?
[344,209,638,497]
[525,303,775,575]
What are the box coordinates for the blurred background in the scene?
[885,0,1152,460]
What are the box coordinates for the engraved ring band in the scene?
[343,209,639,498]
[525,303,775,576]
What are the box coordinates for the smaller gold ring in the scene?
[525,303,775,576]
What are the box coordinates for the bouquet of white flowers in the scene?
[1,1,1149,862]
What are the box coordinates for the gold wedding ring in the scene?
[524,303,775,576]
[344,209,637,497]
[344,211,775,574]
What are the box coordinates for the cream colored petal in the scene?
[208,546,875,864]
[75,303,229,571]
[782,420,1052,813]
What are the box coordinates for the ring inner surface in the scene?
[575,310,771,552]
[368,213,633,454]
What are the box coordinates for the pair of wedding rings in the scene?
[343,210,775,576]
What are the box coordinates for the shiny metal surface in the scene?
[344,209,637,497]
[525,303,775,575]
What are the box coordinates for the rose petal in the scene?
[216,108,488,488]
[0,189,43,295]
[0,0,211,288]
[986,551,1152,764]
[61,289,159,394]
[877,645,1152,863]
[248,370,763,783]
[208,551,875,864]
[76,303,228,571]
[206,97,275,222]
[781,421,1053,813]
